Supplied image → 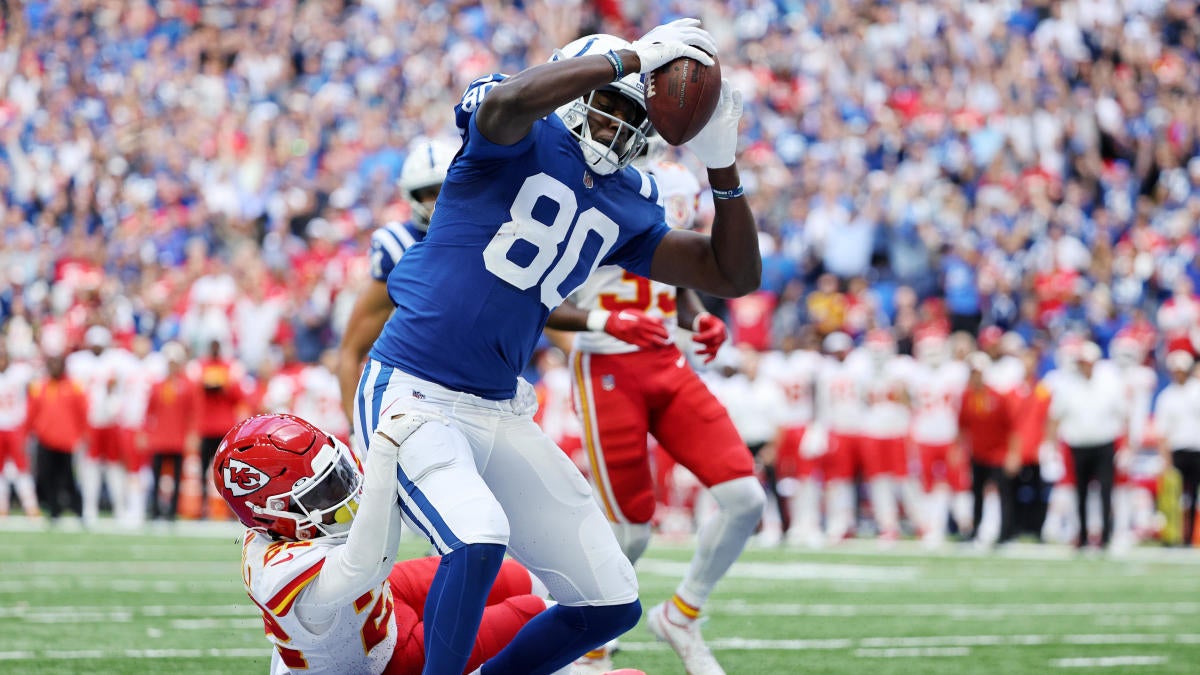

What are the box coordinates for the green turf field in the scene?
[2,518,1199,674]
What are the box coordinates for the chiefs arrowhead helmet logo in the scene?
[223,458,270,497]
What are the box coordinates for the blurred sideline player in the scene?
[907,331,969,546]
[1101,334,1156,547]
[859,329,914,543]
[0,347,38,516]
[214,413,551,675]
[759,329,823,548]
[356,19,759,675]
[814,331,869,543]
[544,144,763,674]
[336,139,458,429]
[67,326,131,526]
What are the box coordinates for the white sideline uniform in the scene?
[354,362,638,606]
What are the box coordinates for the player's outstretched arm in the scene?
[337,280,393,424]
[648,80,759,297]
[300,414,431,614]
[476,19,715,146]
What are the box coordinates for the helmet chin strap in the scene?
[578,122,622,176]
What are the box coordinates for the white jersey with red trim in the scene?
[119,353,167,429]
[759,349,820,428]
[1097,361,1157,447]
[862,355,915,439]
[0,362,34,430]
[241,532,397,675]
[571,160,696,355]
[908,361,969,445]
[66,348,134,428]
[817,354,868,434]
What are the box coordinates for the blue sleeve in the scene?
[369,229,400,282]
[602,221,671,278]
[454,74,537,164]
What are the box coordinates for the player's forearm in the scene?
[303,436,403,609]
[544,300,591,332]
[476,52,637,145]
[676,288,707,330]
[706,165,761,295]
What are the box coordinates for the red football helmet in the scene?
[213,414,364,541]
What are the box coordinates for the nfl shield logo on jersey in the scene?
[602,375,615,391]
[223,459,270,497]
[583,172,594,189]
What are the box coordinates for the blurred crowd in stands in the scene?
[1,1,1199,541]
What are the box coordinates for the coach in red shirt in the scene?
[144,343,199,521]
[958,352,1014,544]
[192,339,245,518]
[28,354,89,522]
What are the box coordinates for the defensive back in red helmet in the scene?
[213,414,364,541]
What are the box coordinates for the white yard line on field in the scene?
[716,600,1200,618]
[636,559,919,582]
[854,647,971,658]
[1050,656,1169,668]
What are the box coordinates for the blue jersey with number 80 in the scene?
[369,75,669,400]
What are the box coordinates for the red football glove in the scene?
[691,312,727,363]
[602,310,671,349]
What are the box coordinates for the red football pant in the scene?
[386,557,544,675]
[916,442,968,492]
[863,436,910,479]
[824,433,869,481]
[0,429,29,472]
[777,425,819,479]
[86,426,123,463]
[572,348,754,525]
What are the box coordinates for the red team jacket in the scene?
[27,377,89,453]
[958,385,1011,467]
[144,374,200,453]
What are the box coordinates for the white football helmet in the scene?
[399,139,458,230]
[549,34,653,176]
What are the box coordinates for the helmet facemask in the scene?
[252,437,363,540]
[558,88,651,175]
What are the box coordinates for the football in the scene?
[644,52,721,146]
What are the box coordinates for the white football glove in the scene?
[629,18,716,74]
[686,79,742,169]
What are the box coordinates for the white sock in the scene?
[924,486,950,541]
[1112,485,1132,541]
[104,464,127,522]
[789,478,821,540]
[677,476,764,611]
[900,478,923,531]
[0,467,10,514]
[16,474,38,515]
[952,491,973,534]
[869,476,898,535]
[80,458,102,523]
[825,480,855,540]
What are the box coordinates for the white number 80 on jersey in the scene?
[483,173,621,308]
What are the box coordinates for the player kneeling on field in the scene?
[214,413,549,675]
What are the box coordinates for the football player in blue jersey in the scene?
[337,139,459,426]
[355,19,759,675]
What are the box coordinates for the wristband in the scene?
[603,50,624,81]
[711,185,744,200]
[586,310,611,332]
